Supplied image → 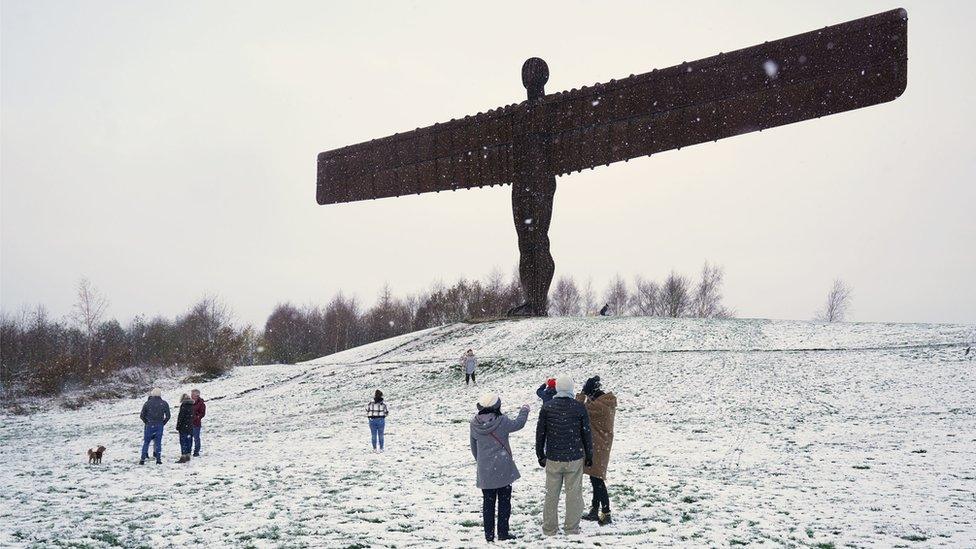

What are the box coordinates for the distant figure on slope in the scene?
[536,376,593,537]
[139,388,171,465]
[461,349,478,385]
[175,393,194,463]
[470,393,530,542]
[599,303,611,316]
[366,389,389,453]
[191,388,206,457]
[536,378,557,403]
[577,376,617,526]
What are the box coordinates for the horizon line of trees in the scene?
[7,263,854,398]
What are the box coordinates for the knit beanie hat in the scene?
[582,376,601,396]
[477,393,500,411]
[554,376,573,394]
[150,388,162,397]
[546,378,556,389]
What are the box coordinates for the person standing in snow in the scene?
[366,389,389,452]
[191,388,206,457]
[536,376,593,537]
[175,393,194,463]
[536,378,556,403]
[461,349,478,385]
[139,388,170,465]
[470,393,530,542]
[577,376,617,526]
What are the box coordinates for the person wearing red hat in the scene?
[536,378,557,403]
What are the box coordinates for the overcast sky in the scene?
[2,0,974,328]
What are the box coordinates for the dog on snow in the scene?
[87,446,106,464]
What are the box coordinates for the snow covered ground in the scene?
[2,317,974,548]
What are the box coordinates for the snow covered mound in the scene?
[2,317,974,548]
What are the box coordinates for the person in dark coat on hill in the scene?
[175,393,194,463]
[536,376,593,537]
[140,388,171,465]
[577,376,618,525]
[191,389,206,457]
[470,393,530,542]
[536,378,556,403]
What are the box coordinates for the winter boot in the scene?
[139,459,145,465]
[582,507,600,521]
[155,455,162,465]
[598,511,612,526]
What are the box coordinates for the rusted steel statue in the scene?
[316,9,908,316]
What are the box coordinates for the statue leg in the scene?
[511,176,556,316]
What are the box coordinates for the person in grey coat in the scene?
[461,349,478,385]
[470,393,530,542]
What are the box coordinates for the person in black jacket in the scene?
[140,388,171,465]
[535,375,593,536]
[175,393,194,463]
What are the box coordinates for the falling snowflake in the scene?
[591,99,600,106]
[524,218,533,225]
[763,60,779,79]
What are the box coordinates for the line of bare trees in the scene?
[550,262,733,319]
[1,280,252,396]
[1,263,734,397]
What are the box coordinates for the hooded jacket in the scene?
[140,396,171,425]
[576,391,617,479]
[461,353,478,374]
[470,406,529,490]
[176,400,194,434]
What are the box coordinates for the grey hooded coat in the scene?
[470,406,530,490]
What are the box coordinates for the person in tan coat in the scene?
[577,375,617,526]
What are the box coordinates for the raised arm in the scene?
[507,406,530,432]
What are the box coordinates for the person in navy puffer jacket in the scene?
[535,376,593,537]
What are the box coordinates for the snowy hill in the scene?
[2,317,974,548]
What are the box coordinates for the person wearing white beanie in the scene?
[535,375,593,536]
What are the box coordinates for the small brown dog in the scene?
[87,446,106,464]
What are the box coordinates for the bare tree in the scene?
[630,276,660,316]
[549,275,581,316]
[691,262,731,318]
[581,277,597,316]
[816,279,852,322]
[661,271,691,318]
[603,275,630,315]
[71,277,109,376]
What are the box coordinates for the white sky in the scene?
[2,0,974,327]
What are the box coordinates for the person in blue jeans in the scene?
[191,389,206,457]
[366,389,389,452]
[140,388,171,465]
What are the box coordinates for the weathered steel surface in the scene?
[316,8,907,205]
